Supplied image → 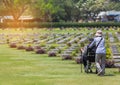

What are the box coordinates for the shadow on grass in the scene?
[83,72,116,77]
[113,71,120,75]
[104,74,115,76]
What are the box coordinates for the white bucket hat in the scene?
[95,30,102,36]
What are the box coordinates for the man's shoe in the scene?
[99,74,104,77]
[84,67,88,73]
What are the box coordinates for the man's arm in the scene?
[88,40,96,49]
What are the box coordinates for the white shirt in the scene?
[89,36,106,54]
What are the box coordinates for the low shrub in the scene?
[72,51,77,56]
[105,60,115,68]
[62,55,72,60]
[9,43,17,48]
[40,43,46,47]
[48,52,56,57]
[80,42,85,48]
[74,57,83,64]
[66,42,71,47]
[75,48,79,53]
[58,49,62,53]
[35,49,46,54]
[25,45,34,51]
[106,48,112,59]
[49,44,59,49]
[34,46,41,49]
[2,22,120,28]
[17,45,26,50]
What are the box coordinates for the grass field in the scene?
[0,44,120,85]
[0,28,120,85]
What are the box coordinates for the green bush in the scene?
[80,42,85,48]
[1,22,120,28]
[106,48,112,59]
[113,33,119,42]
[49,44,59,49]
[72,51,77,56]
[40,43,46,47]
[66,42,71,47]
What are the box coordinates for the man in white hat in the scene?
[89,30,106,76]
[95,30,102,37]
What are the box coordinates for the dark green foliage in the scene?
[1,0,120,22]
[80,42,85,48]
[106,48,112,59]
[66,42,71,47]
[49,44,59,49]
[2,22,120,28]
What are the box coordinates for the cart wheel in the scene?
[84,67,88,73]
[85,67,89,73]
[90,69,93,73]
[95,69,98,74]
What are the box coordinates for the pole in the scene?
[80,50,83,73]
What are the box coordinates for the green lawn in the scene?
[0,44,120,85]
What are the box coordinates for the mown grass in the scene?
[0,44,120,85]
[0,28,120,85]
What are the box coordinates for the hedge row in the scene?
[0,22,120,28]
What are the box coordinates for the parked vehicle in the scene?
[97,11,120,22]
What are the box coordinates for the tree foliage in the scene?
[0,0,120,22]
[2,0,30,20]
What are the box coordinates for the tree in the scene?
[31,0,81,22]
[53,0,80,22]
[30,0,45,21]
[30,0,59,22]
[75,0,120,21]
[1,0,120,22]
[75,0,93,21]
[2,0,31,21]
[106,0,120,11]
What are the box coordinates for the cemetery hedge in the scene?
[1,22,120,28]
